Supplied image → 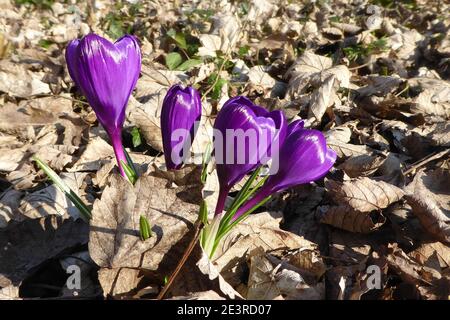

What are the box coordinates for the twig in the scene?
[156,219,203,300]
[403,149,450,175]
[348,62,371,70]
[395,84,409,97]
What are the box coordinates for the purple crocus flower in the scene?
[161,85,202,170]
[233,120,337,219]
[65,33,141,177]
[213,97,287,214]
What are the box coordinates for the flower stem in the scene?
[109,129,127,178]
[214,185,231,215]
[232,187,271,221]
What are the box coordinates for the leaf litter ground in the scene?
[0,0,449,300]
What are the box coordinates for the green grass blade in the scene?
[32,156,92,222]
[123,149,138,178]
[201,143,212,184]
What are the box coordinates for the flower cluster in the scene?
[65,33,336,257]
[160,86,336,257]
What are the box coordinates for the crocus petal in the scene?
[266,128,337,193]
[65,39,80,85]
[286,119,304,135]
[161,84,202,170]
[233,123,336,219]
[213,97,287,214]
[65,33,141,178]
[66,33,141,133]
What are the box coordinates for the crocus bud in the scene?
[233,120,337,219]
[66,33,141,177]
[213,97,287,214]
[161,85,202,170]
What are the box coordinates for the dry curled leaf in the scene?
[246,250,325,300]
[308,75,338,122]
[338,154,386,178]
[326,177,404,212]
[318,204,386,233]
[327,140,373,159]
[18,172,91,221]
[384,243,449,299]
[404,169,450,245]
[0,60,50,98]
[212,212,326,293]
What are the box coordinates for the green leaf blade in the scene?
[32,156,92,222]
[139,215,152,241]
[165,52,183,70]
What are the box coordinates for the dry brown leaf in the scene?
[128,106,163,152]
[89,175,200,269]
[318,204,386,233]
[212,212,326,291]
[327,140,373,159]
[357,76,403,97]
[88,174,209,297]
[286,51,331,96]
[326,177,404,212]
[0,96,76,132]
[0,285,19,300]
[384,243,449,299]
[70,136,115,172]
[148,163,201,186]
[287,51,350,99]
[0,60,50,98]
[18,172,91,221]
[98,268,143,298]
[408,242,450,272]
[375,152,405,186]
[408,77,450,118]
[0,216,88,287]
[308,75,338,122]
[424,122,450,147]
[324,126,352,144]
[246,250,325,300]
[326,230,374,299]
[404,169,450,245]
[338,154,386,178]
